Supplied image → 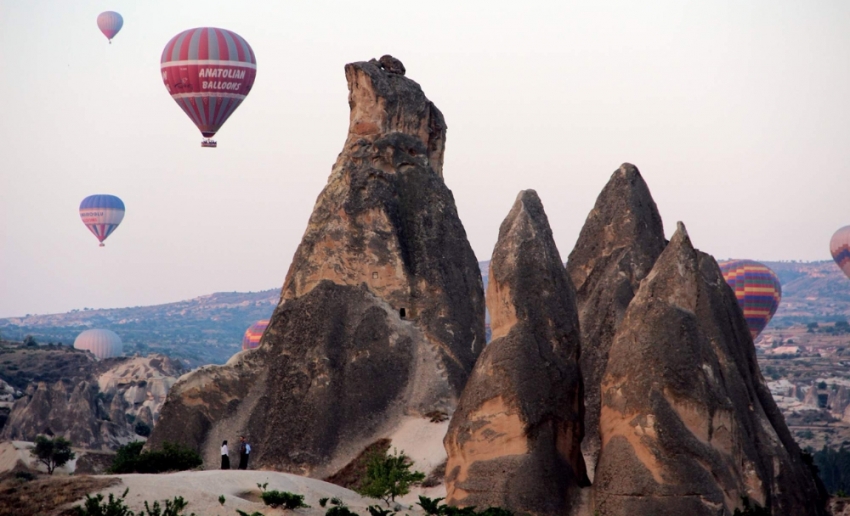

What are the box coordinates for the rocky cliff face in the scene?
[444,190,587,516]
[592,223,825,516]
[147,56,485,477]
[1,354,182,450]
[566,163,666,475]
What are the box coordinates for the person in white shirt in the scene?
[221,440,230,469]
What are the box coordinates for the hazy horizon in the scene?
[3,1,849,318]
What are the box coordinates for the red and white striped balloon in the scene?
[160,28,257,144]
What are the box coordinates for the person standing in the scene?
[220,440,230,469]
[238,436,251,470]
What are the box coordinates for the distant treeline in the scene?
[813,446,850,495]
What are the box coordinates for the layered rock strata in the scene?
[147,56,485,476]
[592,223,825,516]
[566,163,666,475]
[445,190,587,516]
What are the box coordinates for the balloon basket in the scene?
[201,139,217,148]
[99,243,105,247]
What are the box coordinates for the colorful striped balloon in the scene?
[160,28,257,145]
[80,194,125,247]
[830,226,850,281]
[718,260,782,340]
[97,11,123,43]
[242,320,269,350]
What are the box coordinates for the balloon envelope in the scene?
[80,194,125,246]
[830,226,850,280]
[160,27,257,139]
[74,329,123,359]
[97,11,123,42]
[242,320,269,350]
[718,259,782,340]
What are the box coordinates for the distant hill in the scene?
[0,290,278,367]
[1,260,847,367]
[762,260,850,324]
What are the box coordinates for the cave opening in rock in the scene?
[400,308,406,319]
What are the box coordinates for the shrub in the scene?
[416,496,513,516]
[236,511,266,516]
[219,495,226,506]
[357,448,425,505]
[14,470,35,482]
[260,490,309,510]
[137,496,195,516]
[367,506,393,516]
[30,435,75,474]
[323,498,357,516]
[75,488,133,516]
[108,441,202,474]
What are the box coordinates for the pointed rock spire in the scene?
[592,222,826,516]
[444,190,587,516]
[566,163,666,475]
[148,58,485,477]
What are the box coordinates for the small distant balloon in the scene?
[97,11,123,43]
[242,320,269,350]
[830,226,850,281]
[160,27,257,148]
[80,194,125,247]
[719,259,782,340]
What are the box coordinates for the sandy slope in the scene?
[83,470,375,516]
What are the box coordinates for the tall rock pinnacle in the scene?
[444,190,587,516]
[592,222,826,516]
[147,57,485,476]
[566,163,666,475]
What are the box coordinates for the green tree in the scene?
[31,435,75,474]
[23,335,38,347]
[357,448,425,506]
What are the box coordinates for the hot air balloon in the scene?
[80,194,125,247]
[242,320,269,350]
[74,329,123,359]
[830,226,850,280]
[718,259,782,340]
[160,28,257,148]
[97,11,123,44]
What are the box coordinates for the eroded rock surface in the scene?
[592,223,826,516]
[1,354,182,450]
[566,163,666,475]
[147,57,485,477]
[445,190,587,516]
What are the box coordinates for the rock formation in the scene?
[592,223,826,516]
[444,190,587,516]
[1,354,181,449]
[566,163,666,475]
[147,56,485,477]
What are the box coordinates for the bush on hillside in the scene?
[260,490,309,510]
[108,441,202,474]
[357,448,424,506]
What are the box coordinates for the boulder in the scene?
[592,222,826,516]
[445,190,587,516]
[566,163,666,475]
[147,57,485,477]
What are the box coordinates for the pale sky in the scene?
[2,1,849,317]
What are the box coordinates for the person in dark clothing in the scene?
[238,436,251,470]
[220,440,230,469]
